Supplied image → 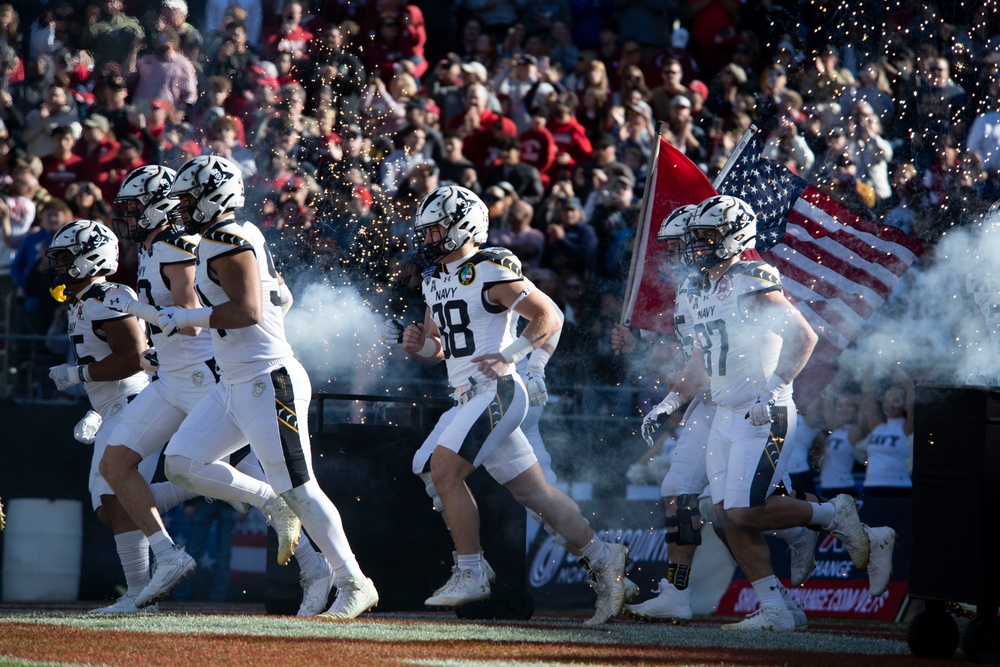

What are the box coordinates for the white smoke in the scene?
[840,206,1000,385]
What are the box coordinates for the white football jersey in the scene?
[686,261,791,408]
[821,425,857,490]
[195,218,293,382]
[673,273,700,362]
[422,247,524,389]
[138,228,215,375]
[68,282,150,415]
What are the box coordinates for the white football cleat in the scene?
[134,545,196,608]
[778,585,808,631]
[784,527,819,587]
[865,525,897,597]
[624,579,692,624]
[721,602,796,631]
[298,559,335,617]
[264,497,302,566]
[425,567,490,608]
[89,595,160,614]
[826,494,870,569]
[583,542,629,626]
[321,576,379,620]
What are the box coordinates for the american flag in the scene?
[715,129,924,399]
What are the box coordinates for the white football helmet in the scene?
[657,204,696,264]
[414,185,489,264]
[114,165,178,242]
[685,195,757,267]
[44,219,119,287]
[170,155,245,232]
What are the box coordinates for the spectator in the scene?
[0,176,37,278]
[459,0,524,39]
[22,78,79,158]
[548,21,580,75]
[763,110,815,176]
[548,98,593,171]
[860,366,915,498]
[653,27,700,84]
[488,198,545,268]
[74,115,119,201]
[839,62,895,130]
[663,95,707,165]
[438,130,477,187]
[586,172,637,277]
[262,0,314,62]
[966,73,1000,172]
[519,106,558,187]
[544,195,597,275]
[10,198,70,336]
[650,58,691,124]
[360,70,417,137]
[799,45,855,103]
[426,54,467,128]
[847,101,894,205]
[883,163,921,235]
[397,96,444,162]
[207,20,259,115]
[131,26,197,112]
[302,23,366,124]
[498,53,557,133]
[205,0,262,48]
[82,0,145,74]
[158,0,201,57]
[379,124,429,197]
[279,83,321,141]
[482,137,544,206]
[64,181,112,223]
[38,125,84,200]
[105,134,147,193]
[908,55,968,171]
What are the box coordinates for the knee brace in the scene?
[664,493,702,545]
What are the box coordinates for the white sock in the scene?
[283,479,363,581]
[751,575,784,608]
[810,502,836,528]
[294,537,328,580]
[166,456,277,509]
[579,536,612,568]
[456,552,483,577]
[148,530,175,558]
[150,481,198,514]
[114,530,150,597]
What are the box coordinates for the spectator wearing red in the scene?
[652,27,700,83]
[519,106,558,188]
[262,0,314,62]
[462,111,518,170]
[548,99,593,170]
[106,135,148,195]
[74,115,120,202]
[364,13,407,78]
[39,126,85,201]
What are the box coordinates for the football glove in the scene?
[524,367,548,407]
[382,318,405,346]
[641,392,684,447]
[73,410,103,444]
[747,391,775,426]
[141,348,159,373]
[49,363,84,391]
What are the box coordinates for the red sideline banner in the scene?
[717,579,907,621]
[622,136,717,335]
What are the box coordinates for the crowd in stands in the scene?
[1,0,999,489]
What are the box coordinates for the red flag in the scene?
[622,137,717,335]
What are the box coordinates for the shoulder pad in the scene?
[83,283,132,321]
[202,223,250,249]
[471,247,522,278]
[729,261,782,288]
[157,229,199,257]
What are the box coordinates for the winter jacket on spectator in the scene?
[548,113,593,166]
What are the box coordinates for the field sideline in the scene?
[0,602,956,667]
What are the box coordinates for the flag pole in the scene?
[620,122,666,327]
[711,124,759,190]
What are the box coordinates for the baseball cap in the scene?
[496,181,516,197]
[406,96,429,111]
[670,94,692,108]
[83,115,110,132]
[484,185,505,200]
[516,54,537,67]
[688,80,709,100]
[560,196,582,209]
[119,135,143,151]
[460,61,488,82]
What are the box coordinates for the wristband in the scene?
[175,307,214,330]
[417,338,438,358]
[660,391,683,413]
[77,364,93,383]
[527,347,551,370]
[500,335,535,364]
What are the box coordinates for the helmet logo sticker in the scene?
[458,264,475,285]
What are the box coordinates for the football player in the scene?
[44,219,158,613]
[100,165,334,615]
[614,206,816,627]
[395,184,628,625]
[680,195,886,631]
[154,156,377,619]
